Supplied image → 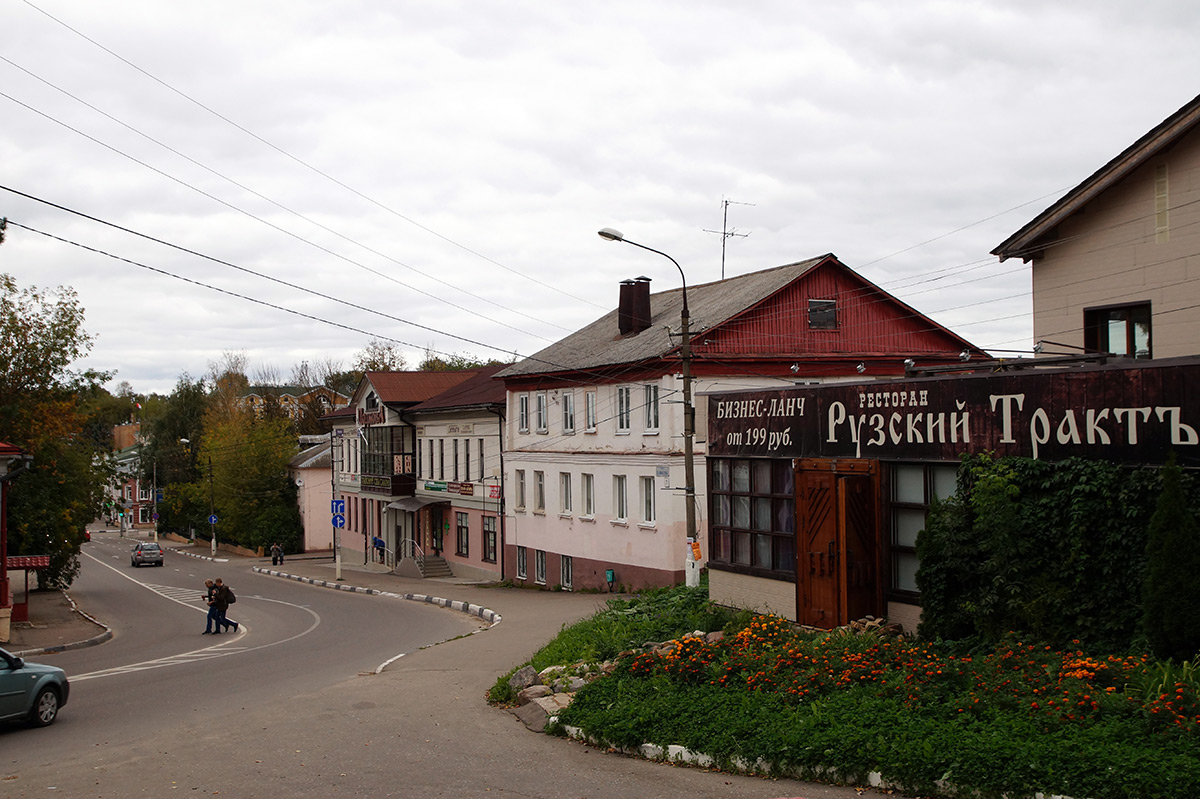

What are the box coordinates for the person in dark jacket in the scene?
[201,579,219,634]
[212,578,239,633]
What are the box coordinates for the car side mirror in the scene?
[12,657,24,669]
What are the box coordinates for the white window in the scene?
[463,439,470,482]
[561,555,573,590]
[562,392,575,433]
[560,472,572,514]
[613,475,628,521]
[452,439,459,481]
[535,550,547,584]
[585,391,597,432]
[138,485,150,501]
[534,470,545,512]
[438,439,445,479]
[581,473,595,517]
[644,384,659,431]
[515,470,526,511]
[516,546,527,579]
[640,476,656,523]
[617,386,631,432]
[518,394,529,433]
[536,392,548,432]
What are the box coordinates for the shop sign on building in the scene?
[709,359,1200,466]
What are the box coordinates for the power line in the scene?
[17,0,605,311]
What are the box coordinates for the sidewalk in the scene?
[5,588,110,656]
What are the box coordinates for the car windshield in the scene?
[138,544,161,552]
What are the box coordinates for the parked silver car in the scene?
[0,647,70,727]
[131,541,164,567]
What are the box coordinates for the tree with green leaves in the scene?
[0,273,111,587]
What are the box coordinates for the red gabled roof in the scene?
[362,370,478,405]
[407,365,507,412]
[0,442,23,457]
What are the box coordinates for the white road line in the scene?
[75,551,322,681]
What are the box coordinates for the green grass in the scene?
[489,582,1200,799]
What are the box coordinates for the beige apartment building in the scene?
[994,92,1200,360]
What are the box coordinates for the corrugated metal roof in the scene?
[362,371,478,405]
[289,442,331,470]
[408,364,507,412]
[497,256,829,379]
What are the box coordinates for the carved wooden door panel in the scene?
[839,474,877,623]
[797,470,839,627]
[795,459,881,628]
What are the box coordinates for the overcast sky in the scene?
[3,0,1199,396]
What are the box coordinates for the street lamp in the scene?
[598,227,699,588]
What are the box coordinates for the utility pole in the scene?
[208,455,216,558]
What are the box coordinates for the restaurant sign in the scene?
[708,360,1200,465]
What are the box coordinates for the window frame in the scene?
[613,474,628,523]
[533,470,545,513]
[516,545,527,579]
[887,461,958,601]
[456,511,470,557]
[481,515,497,563]
[515,469,526,511]
[808,298,838,330]
[707,457,796,577]
[518,394,530,433]
[535,392,548,433]
[643,384,659,432]
[616,386,631,433]
[581,472,595,518]
[1083,301,1152,359]
[640,475,656,524]
[584,391,597,432]
[560,555,573,591]
[559,472,572,515]
[562,391,575,434]
[535,550,547,585]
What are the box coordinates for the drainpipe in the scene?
[491,406,506,581]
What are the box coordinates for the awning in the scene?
[386,496,449,512]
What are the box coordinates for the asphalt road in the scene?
[1,537,483,779]
[2,536,872,799]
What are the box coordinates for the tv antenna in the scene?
[703,199,754,279]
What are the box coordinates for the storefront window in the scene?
[708,457,795,577]
[889,462,957,596]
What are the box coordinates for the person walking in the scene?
[372,535,385,563]
[212,577,240,633]
[201,579,219,635]
[270,542,282,566]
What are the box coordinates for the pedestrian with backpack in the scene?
[212,577,240,633]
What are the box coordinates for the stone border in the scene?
[555,724,1082,799]
[12,591,112,657]
[252,567,502,626]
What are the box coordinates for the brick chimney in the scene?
[618,276,652,336]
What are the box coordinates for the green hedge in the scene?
[917,454,1199,653]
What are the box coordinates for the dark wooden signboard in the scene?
[708,359,1200,466]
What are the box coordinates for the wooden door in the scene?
[796,459,881,628]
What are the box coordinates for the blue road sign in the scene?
[208,514,219,525]
[331,513,346,528]
[331,499,346,515]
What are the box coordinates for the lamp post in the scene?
[598,228,700,588]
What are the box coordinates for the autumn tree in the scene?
[0,274,110,587]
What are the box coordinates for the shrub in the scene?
[1142,454,1200,662]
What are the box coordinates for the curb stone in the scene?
[12,591,113,657]
[251,567,503,626]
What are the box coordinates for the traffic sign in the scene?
[208,514,219,525]
[331,499,346,515]
[331,513,346,528]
